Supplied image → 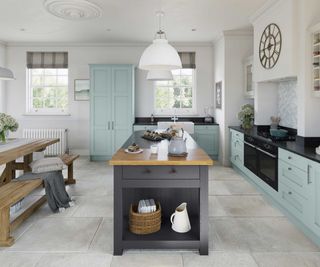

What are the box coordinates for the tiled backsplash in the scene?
[278,80,298,129]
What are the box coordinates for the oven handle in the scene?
[256,147,277,159]
[244,141,256,148]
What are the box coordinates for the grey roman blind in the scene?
[178,52,196,69]
[27,52,68,69]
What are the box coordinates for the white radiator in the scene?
[23,128,68,156]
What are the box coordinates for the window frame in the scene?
[153,69,197,116]
[26,68,69,115]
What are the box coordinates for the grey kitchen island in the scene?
[109,131,214,255]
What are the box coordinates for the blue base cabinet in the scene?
[229,128,320,246]
[90,64,134,161]
[194,125,219,159]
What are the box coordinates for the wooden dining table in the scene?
[0,138,59,186]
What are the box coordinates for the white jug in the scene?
[170,202,191,233]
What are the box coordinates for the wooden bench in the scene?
[0,179,46,246]
[60,154,79,185]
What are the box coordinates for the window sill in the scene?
[23,113,71,116]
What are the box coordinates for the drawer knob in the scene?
[169,168,176,174]
[143,169,151,174]
[288,191,292,195]
[288,167,292,171]
[288,156,292,160]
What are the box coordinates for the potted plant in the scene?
[0,113,19,143]
[238,104,254,130]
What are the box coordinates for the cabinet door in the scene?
[195,126,219,156]
[310,162,320,235]
[90,66,113,158]
[111,66,134,153]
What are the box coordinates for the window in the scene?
[154,69,196,115]
[27,68,68,114]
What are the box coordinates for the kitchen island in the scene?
[109,131,214,255]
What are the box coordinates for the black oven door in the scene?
[244,141,258,175]
[257,147,278,191]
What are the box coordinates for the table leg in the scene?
[65,163,76,185]
[199,166,209,255]
[114,166,123,255]
[0,161,14,185]
[0,207,14,246]
[23,154,33,173]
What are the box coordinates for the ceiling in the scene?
[0,0,267,44]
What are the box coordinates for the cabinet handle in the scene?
[108,121,110,130]
[307,165,312,184]
[112,121,114,130]
[143,169,151,174]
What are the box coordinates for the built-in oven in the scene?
[244,135,278,191]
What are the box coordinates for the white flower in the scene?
[0,113,19,133]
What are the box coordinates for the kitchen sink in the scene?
[157,121,195,134]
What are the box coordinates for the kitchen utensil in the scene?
[170,202,191,233]
[270,128,288,138]
[125,148,143,154]
[168,136,187,155]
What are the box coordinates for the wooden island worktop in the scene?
[110,131,214,166]
[110,131,214,256]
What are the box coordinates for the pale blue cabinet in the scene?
[279,148,320,237]
[230,129,244,170]
[194,125,219,158]
[90,64,134,161]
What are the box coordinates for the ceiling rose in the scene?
[44,0,102,20]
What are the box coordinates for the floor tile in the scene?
[7,217,102,252]
[211,217,320,252]
[210,166,243,181]
[252,252,320,267]
[183,252,258,267]
[110,253,183,267]
[209,195,283,217]
[66,178,113,196]
[35,253,113,267]
[89,218,113,253]
[71,196,113,217]
[209,180,259,195]
[0,252,41,267]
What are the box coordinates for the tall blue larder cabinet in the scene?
[90,64,135,161]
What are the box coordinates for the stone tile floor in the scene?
[0,157,319,267]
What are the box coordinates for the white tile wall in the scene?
[278,80,298,129]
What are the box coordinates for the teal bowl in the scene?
[270,129,288,138]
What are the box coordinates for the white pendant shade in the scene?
[0,67,15,80]
[147,69,173,81]
[139,39,182,71]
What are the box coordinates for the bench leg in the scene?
[0,207,14,247]
[65,163,76,185]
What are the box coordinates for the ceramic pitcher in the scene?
[170,202,191,233]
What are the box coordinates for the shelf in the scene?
[314,78,320,82]
[123,215,200,242]
[313,55,320,59]
[314,42,320,46]
[314,67,320,70]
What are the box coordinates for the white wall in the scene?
[213,32,254,166]
[0,42,6,113]
[5,43,213,155]
[213,37,225,163]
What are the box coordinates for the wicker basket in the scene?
[129,202,161,235]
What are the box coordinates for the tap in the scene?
[171,109,178,123]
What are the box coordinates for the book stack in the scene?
[138,199,157,213]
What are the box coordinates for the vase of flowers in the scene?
[238,104,254,130]
[0,113,19,143]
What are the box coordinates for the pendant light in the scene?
[139,11,182,71]
[0,67,15,80]
[146,69,173,81]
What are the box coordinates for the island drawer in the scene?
[122,166,200,180]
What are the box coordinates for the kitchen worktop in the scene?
[229,126,320,164]
[134,117,219,126]
[109,131,214,166]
